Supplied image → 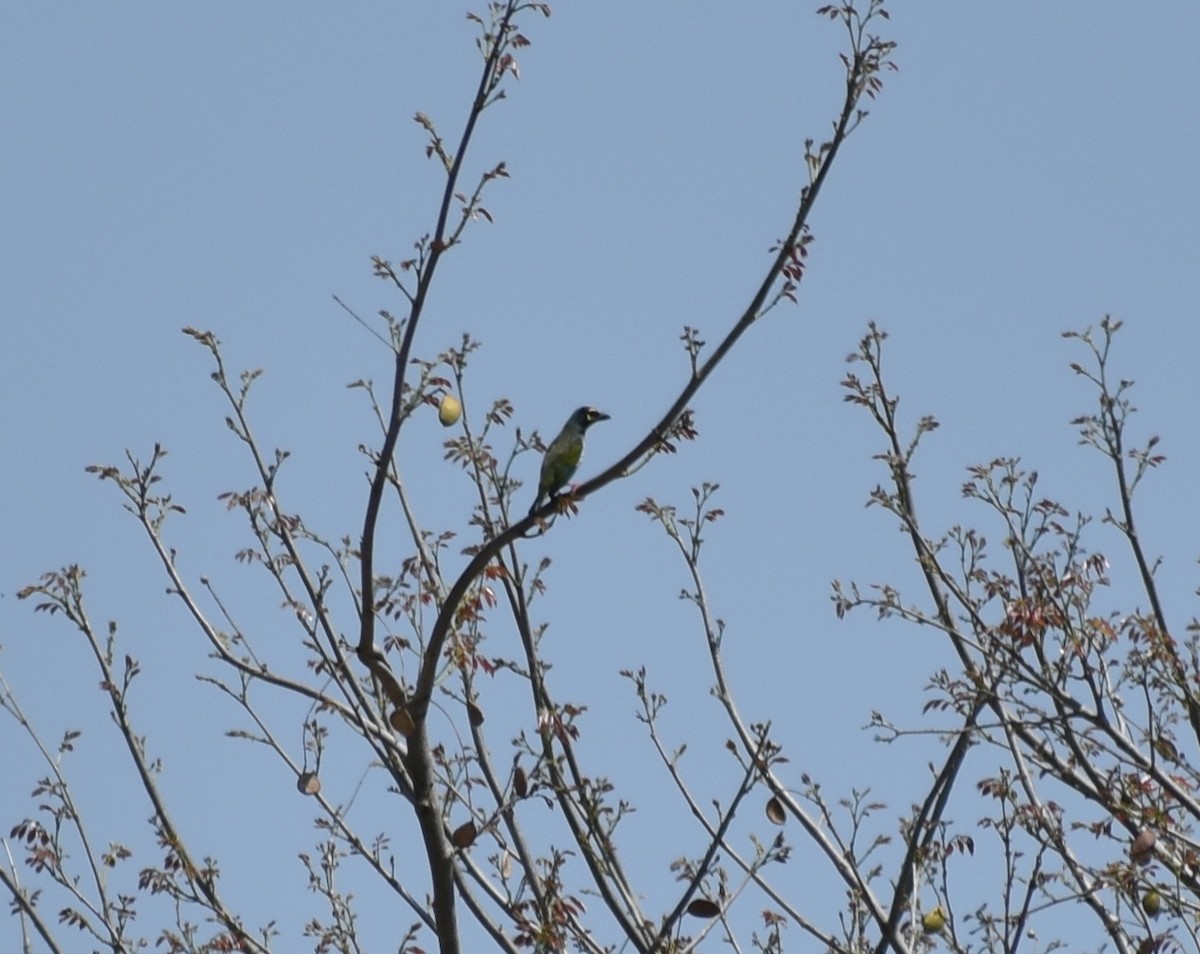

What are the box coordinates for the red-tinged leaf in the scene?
[499,54,520,80]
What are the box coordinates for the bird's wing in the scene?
[555,435,584,470]
[540,431,584,491]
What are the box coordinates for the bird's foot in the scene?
[549,487,582,516]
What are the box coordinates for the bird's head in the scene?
[570,406,611,431]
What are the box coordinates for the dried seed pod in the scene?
[390,707,416,737]
[467,701,485,727]
[1131,830,1157,865]
[765,796,786,826]
[451,821,477,849]
[296,772,321,796]
[686,899,721,919]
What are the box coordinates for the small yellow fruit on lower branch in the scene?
[438,394,462,427]
[922,907,947,934]
[1142,888,1162,917]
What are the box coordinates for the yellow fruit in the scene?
[438,394,462,427]
[922,907,947,934]
[1142,888,1162,917]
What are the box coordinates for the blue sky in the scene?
[3,3,1199,950]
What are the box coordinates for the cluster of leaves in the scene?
[834,318,1200,952]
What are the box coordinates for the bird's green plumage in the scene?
[529,406,610,516]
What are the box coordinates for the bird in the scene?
[528,406,610,517]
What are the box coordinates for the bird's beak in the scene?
[591,410,611,423]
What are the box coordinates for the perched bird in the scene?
[529,406,610,516]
